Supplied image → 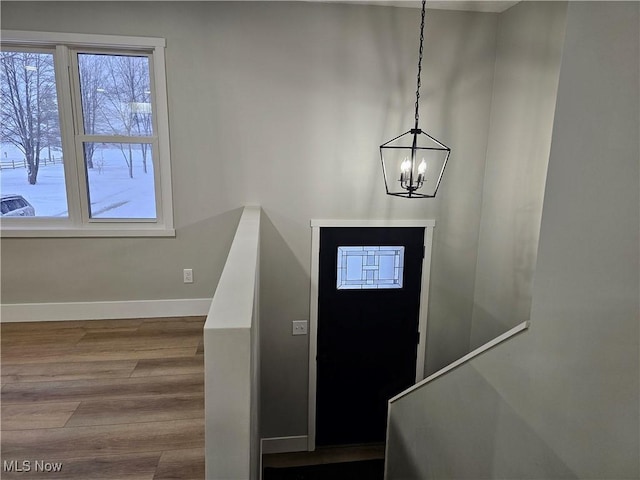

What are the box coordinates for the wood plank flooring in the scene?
[262,444,386,469]
[1,317,205,480]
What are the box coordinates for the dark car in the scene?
[1,194,35,216]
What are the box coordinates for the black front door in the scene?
[315,227,424,446]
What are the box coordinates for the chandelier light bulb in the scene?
[416,158,427,188]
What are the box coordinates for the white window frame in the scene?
[0,30,174,237]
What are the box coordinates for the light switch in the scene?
[292,320,308,336]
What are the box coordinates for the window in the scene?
[336,246,405,290]
[0,31,173,237]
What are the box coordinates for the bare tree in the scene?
[1,51,58,184]
[97,55,151,178]
[78,54,107,169]
[133,90,153,174]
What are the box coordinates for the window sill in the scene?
[0,227,176,238]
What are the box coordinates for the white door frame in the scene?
[307,219,435,451]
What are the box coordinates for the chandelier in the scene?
[380,0,450,198]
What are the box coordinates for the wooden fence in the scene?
[0,156,62,170]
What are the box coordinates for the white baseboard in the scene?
[0,298,212,323]
[261,436,309,455]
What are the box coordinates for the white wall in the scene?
[204,207,261,479]
[1,2,498,439]
[386,2,639,478]
[470,0,566,348]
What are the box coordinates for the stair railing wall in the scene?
[204,206,261,480]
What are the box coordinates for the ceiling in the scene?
[309,1,521,13]
[21,0,520,14]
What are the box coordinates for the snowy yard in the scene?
[0,145,156,219]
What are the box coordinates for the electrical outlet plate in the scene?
[292,320,308,336]
[183,268,193,283]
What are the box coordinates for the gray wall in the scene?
[1,2,498,439]
[470,0,566,349]
[387,2,639,478]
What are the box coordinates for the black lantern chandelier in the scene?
[380,0,450,198]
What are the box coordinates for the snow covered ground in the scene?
[0,145,156,219]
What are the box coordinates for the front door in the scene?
[315,226,424,446]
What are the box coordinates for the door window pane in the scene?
[0,50,69,217]
[337,246,405,290]
[83,142,156,219]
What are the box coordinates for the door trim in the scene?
[307,219,435,451]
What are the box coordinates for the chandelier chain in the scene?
[414,0,426,130]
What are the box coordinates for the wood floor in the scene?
[262,444,385,469]
[1,317,205,480]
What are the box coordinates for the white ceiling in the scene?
[22,0,520,13]
[308,1,521,13]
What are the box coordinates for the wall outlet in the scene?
[292,320,308,336]
[183,268,193,283]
